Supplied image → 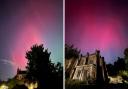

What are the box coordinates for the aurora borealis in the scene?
[0,0,62,80]
[0,0,128,82]
[66,0,128,63]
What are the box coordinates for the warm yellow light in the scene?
[108,76,123,84]
[27,82,38,89]
[0,84,8,89]
[28,84,34,89]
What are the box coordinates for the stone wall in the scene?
[65,50,108,84]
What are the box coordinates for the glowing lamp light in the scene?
[26,82,38,89]
[0,84,8,89]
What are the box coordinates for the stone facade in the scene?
[15,68,27,80]
[65,50,108,84]
[15,68,38,89]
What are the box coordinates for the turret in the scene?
[95,50,100,56]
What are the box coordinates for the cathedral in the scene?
[65,50,108,84]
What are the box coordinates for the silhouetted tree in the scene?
[25,44,63,89]
[107,57,125,76]
[124,48,128,70]
[114,57,125,72]
[65,44,80,59]
[106,64,116,76]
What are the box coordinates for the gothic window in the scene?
[87,71,90,79]
[17,74,22,80]
[89,60,94,64]
[92,71,96,78]
[84,70,87,80]
[77,70,81,78]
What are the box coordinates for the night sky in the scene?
[66,0,128,64]
[0,0,63,80]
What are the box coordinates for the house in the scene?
[14,68,38,89]
[65,50,108,84]
[15,68,27,80]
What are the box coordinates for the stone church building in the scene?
[65,50,108,84]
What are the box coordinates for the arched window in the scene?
[77,70,81,78]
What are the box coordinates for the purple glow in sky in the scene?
[0,0,63,80]
[66,0,128,63]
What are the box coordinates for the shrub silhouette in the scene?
[65,44,80,59]
[12,84,28,89]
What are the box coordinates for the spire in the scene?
[17,68,21,74]
[95,49,100,55]
[87,52,89,57]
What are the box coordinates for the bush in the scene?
[65,79,87,89]
[12,84,28,89]
[119,70,128,80]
